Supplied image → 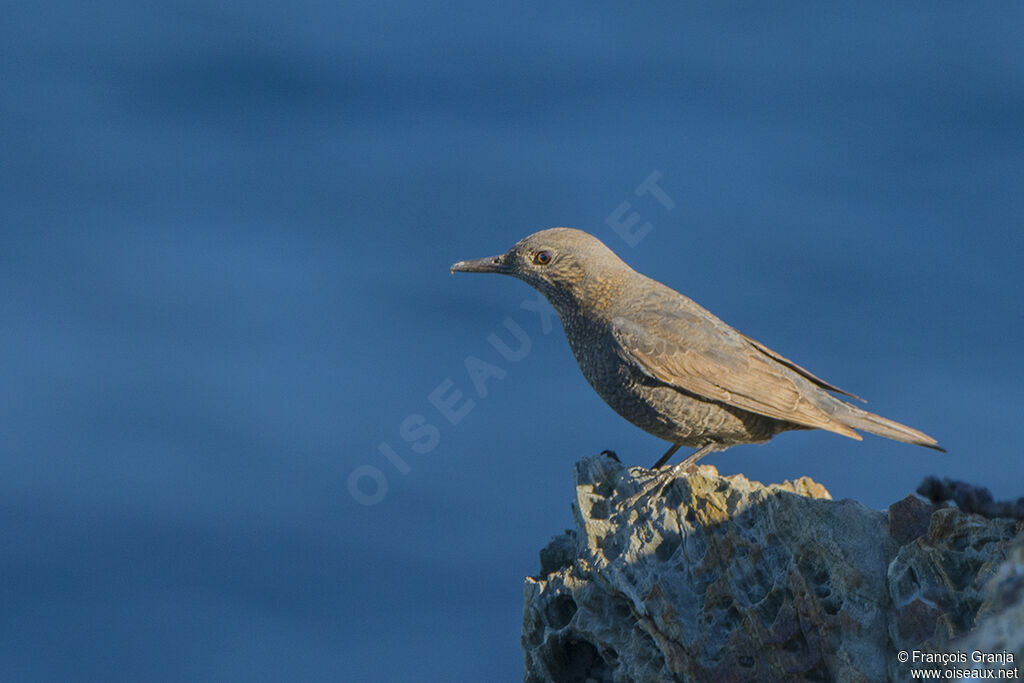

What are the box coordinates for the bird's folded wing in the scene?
[738,333,865,402]
[612,315,860,438]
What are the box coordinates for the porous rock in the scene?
[523,453,1023,682]
[955,531,1024,675]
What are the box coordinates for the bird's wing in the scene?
[738,333,865,402]
[611,312,861,439]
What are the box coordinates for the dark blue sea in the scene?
[2,2,1022,680]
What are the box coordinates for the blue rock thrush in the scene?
[451,228,943,468]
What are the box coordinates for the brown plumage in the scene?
[451,227,944,468]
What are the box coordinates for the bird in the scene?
[450,227,944,469]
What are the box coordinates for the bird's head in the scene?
[450,227,630,310]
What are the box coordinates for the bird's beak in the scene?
[449,255,512,274]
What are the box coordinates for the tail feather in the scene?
[832,402,945,452]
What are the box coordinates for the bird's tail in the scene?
[831,401,945,452]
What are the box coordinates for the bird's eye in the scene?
[534,250,552,265]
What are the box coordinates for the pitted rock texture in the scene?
[522,453,1023,682]
[957,532,1024,671]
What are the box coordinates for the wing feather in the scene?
[739,333,865,402]
[612,315,861,439]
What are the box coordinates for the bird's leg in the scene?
[651,443,682,469]
[680,443,719,470]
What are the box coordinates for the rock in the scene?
[887,507,1018,666]
[957,532,1024,676]
[522,453,1024,682]
[917,476,1024,520]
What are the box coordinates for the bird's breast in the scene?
[560,313,649,409]
[557,307,779,446]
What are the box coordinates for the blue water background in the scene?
[2,2,1022,680]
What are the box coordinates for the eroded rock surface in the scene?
[523,453,1023,682]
